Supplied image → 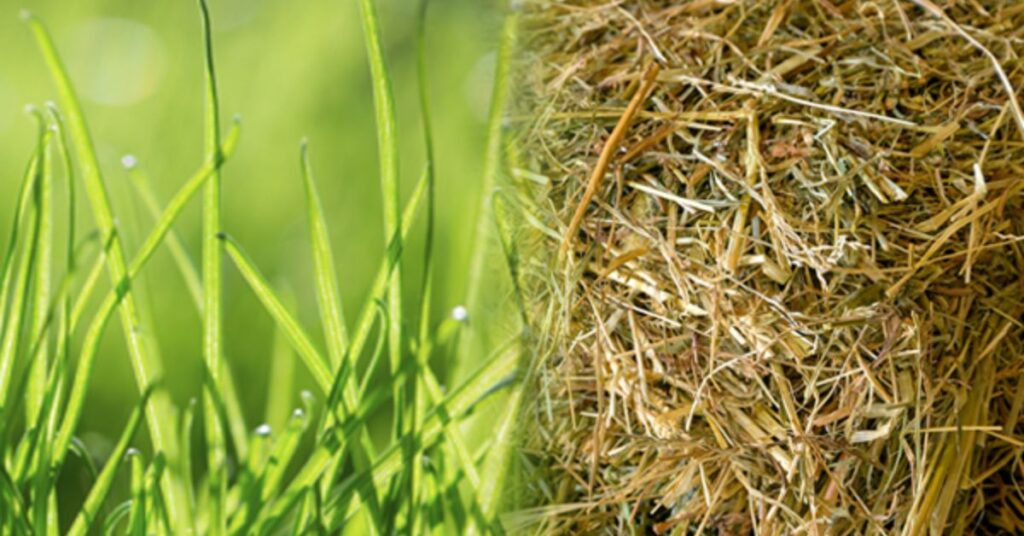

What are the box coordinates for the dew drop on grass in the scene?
[451,305,469,323]
[254,424,272,437]
[121,154,138,170]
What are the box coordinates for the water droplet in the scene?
[452,305,469,322]
[254,423,272,437]
[121,154,138,170]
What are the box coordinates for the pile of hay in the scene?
[513,1,1024,533]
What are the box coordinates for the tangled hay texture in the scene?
[515,1,1024,534]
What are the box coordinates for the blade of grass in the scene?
[220,235,332,390]
[101,501,132,535]
[0,176,44,428]
[23,12,191,524]
[264,312,295,431]
[409,1,435,529]
[215,255,382,533]
[226,166,427,401]
[324,339,520,529]
[0,121,46,411]
[122,158,203,311]
[356,0,404,471]
[66,385,154,536]
[179,398,198,517]
[127,450,145,535]
[142,454,166,533]
[51,121,241,471]
[299,144,390,534]
[68,237,108,330]
[0,466,33,534]
[25,115,53,425]
[122,156,250,462]
[248,373,400,535]
[34,106,77,528]
[300,141,349,369]
[472,188,530,533]
[458,9,518,376]
[0,121,43,337]
[196,1,228,531]
[228,405,310,534]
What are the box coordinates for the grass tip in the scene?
[125,447,140,457]
[254,424,272,437]
[121,154,138,170]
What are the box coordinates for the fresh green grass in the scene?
[0,1,523,534]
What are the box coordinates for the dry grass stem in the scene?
[514,1,1024,534]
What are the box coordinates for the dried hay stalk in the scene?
[513,1,1024,534]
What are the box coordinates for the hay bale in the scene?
[514,1,1024,533]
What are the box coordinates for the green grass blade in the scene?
[196,1,227,531]
[472,189,530,532]
[68,240,107,330]
[179,399,198,517]
[409,2,436,528]
[356,0,404,460]
[0,189,44,429]
[23,13,191,524]
[0,123,46,411]
[458,10,518,374]
[122,158,203,311]
[0,119,45,334]
[143,454,168,533]
[52,121,241,471]
[324,339,520,529]
[127,450,145,535]
[0,466,33,534]
[66,386,153,536]
[228,407,309,534]
[224,166,428,403]
[101,501,132,536]
[347,167,427,399]
[220,236,332,390]
[300,141,349,369]
[25,117,54,425]
[122,156,251,462]
[248,377,397,535]
[46,107,76,524]
[265,300,296,431]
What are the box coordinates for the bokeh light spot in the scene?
[67,18,166,107]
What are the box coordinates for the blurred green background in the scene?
[0,0,505,446]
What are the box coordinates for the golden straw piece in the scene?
[559,63,661,259]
